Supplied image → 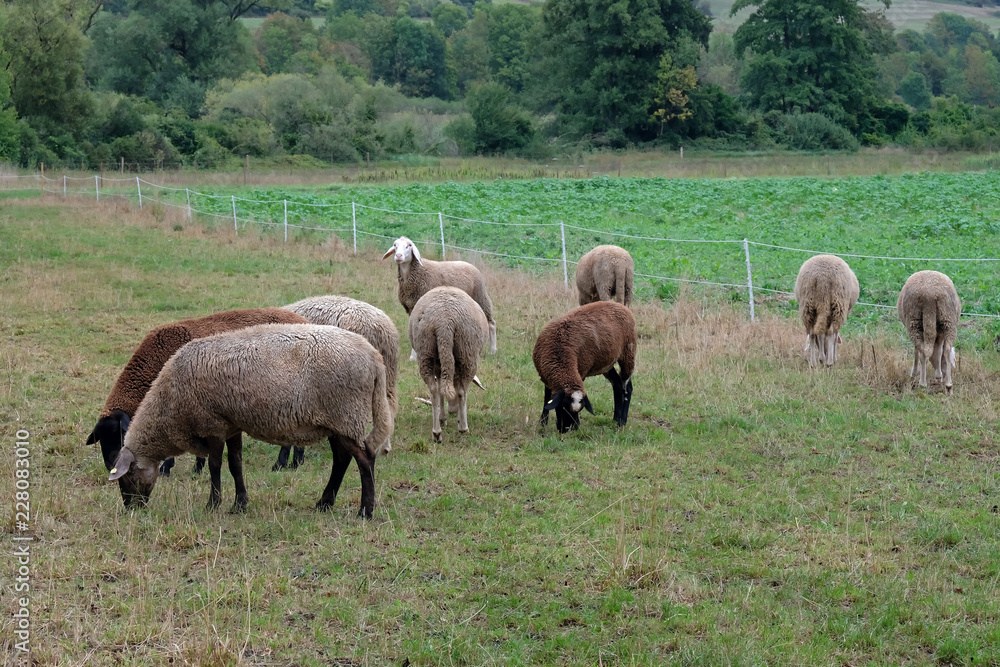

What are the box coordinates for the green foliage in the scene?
[899,71,932,110]
[539,0,712,141]
[431,2,467,37]
[465,82,534,154]
[732,0,891,133]
[88,0,259,116]
[778,113,859,151]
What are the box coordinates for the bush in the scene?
[777,113,859,151]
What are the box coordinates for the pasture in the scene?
[2,177,1000,665]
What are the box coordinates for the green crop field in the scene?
[3,172,1000,665]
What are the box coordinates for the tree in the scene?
[431,2,467,37]
[899,71,932,110]
[649,53,698,137]
[88,0,265,116]
[963,44,1000,107]
[732,0,893,131]
[0,9,19,163]
[1,0,92,135]
[539,0,711,140]
[465,82,533,153]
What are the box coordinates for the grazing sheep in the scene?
[86,307,308,507]
[576,245,634,308]
[382,236,497,356]
[532,301,637,433]
[793,255,860,368]
[409,287,490,443]
[897,270,961,393]
[108,324,393,517]
[277,295,400,470]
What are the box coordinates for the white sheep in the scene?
[279,295,400,470]
[576,244,634,308]
[409,286,490,443]
[532,301,637,433]
[897,270,961,393]
[382,236,497,357]
[108,324,393,518]
[794,254,859,368]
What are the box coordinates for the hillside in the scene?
[706,0,1000,32]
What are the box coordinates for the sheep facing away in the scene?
[409,286,490,442]
[576,245,634,308]
[86,307,309,506]
[276,295,400,470]
[532,301,637,433]
[382,236,497,356]
[108,324,393,517]
[897,270,961,393]
[793,254,860,368]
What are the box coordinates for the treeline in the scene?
[0,0,999,171]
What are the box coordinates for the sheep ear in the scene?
[581,396,594,414]
[86,429,97,446]
[544,390,564,412]
[472,375,485,390]
[410,242,421,264]
[109,448,135,481]
[382,244,396,260]
[118,412,131,433]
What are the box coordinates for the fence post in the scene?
[560,221,568,288]
[283,199,288,243]
[95,175,99,202]
[439,212,445,259]
[744,238,755,322]
[136,177,141,209]
[186,188,192,221]
[232,196,237,235]
[352,202,357,253]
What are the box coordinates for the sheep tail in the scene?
[921,304,938,362]
[365,361,394,457]
[437,325,457,401]
[618,267,632,307]
[812,305,830,337]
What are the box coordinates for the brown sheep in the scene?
[532,301,637,433]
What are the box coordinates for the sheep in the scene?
[897,270,961,393]
[108,324,393,518]
[277,295,400,471]
[576,245,634,308]
[86,307,309,507]
[409,286,490,442]
[532,301,637,433]
[382,236,497,357]
[793,254,860,368]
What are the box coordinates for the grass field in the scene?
[2,183,1000,665]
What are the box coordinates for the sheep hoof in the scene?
[433,431,442,443]
[206,498,221,511]
[316,500,334,512]
[230,498,248,514]
[357,507,374,520]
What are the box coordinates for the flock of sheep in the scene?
[89,237,961,519]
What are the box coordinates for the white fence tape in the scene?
[16,173,1000,321]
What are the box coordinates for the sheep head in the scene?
[382,237,421,266]
[86,409,131,472]
[108,447,159,508]
[544,389,594,433]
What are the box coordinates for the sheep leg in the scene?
[317,435,354,512]
[488,321,497,355]
[158,457,175,477]
[353,445,376,519]
[931,337,945,382]
[824,333,837,367]
[540,386,552,427]
[620,377,633,426]
[910,346,919,378]
[292,447,305,468]
[431,379,444,443]
[226,434,248,513]
[272,446,293,471]
[604,369,625,425]
[205,436,226,510]
[456,388,469,433]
